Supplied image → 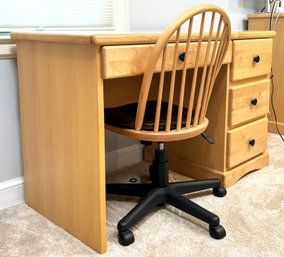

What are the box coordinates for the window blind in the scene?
[0,0,114,31]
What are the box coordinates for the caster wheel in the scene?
[209,225,226,239]
[118,230,135,246]
[213,186,227,197]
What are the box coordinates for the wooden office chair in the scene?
[105,4,231,246]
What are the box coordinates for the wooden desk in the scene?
[248,13,284,135]
[11,31,274,254]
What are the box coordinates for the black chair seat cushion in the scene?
[104,101,189,131]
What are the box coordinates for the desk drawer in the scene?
[228,79,270,126]
[101,42,232,79]
[231,39,272,81]
[227,118,268,169]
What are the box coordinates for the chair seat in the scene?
[104,100,189,131]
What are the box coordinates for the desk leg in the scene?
[16,42,107,253]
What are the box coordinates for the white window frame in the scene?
[0,0,129,33]
[113,0,129,32]
[0,0,129,59]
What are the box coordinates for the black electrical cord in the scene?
[260,0,278,12]
[270,70,284,142]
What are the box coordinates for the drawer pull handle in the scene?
[179,52,185,62]
[251,98,258,106]
[253,55,260,63]
[249,139,256,147]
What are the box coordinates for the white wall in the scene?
[129,0,264,31]
[228,1,264,29]
[0,59,22,183]
[105,131,138,153]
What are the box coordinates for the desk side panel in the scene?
[16,41,106,253]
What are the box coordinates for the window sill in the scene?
[0,36,16,59]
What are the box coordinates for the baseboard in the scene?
[0,176,24,210]
[0,43,17,59]
[106,143,144,173]
[268,120,284,135]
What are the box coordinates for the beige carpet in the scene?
[0,133,283,257]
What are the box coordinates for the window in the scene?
[0,0,129,32]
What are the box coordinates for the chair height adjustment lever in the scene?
[140,140,152,146]
[201,132,215,144]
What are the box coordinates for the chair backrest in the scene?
[135,4,231,135]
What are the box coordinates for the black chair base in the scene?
[106,146,227,246]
